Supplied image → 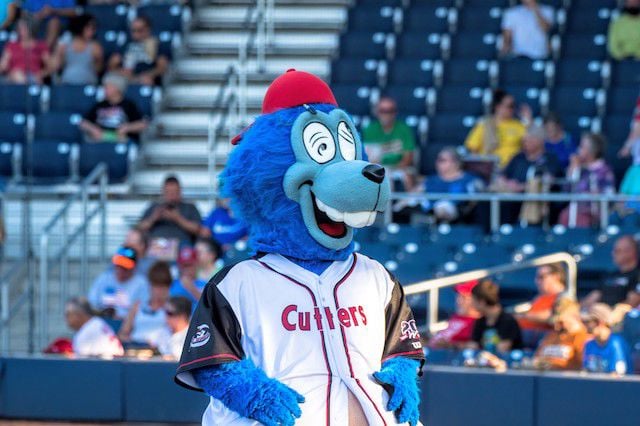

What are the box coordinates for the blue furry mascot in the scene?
[175,69,425,425]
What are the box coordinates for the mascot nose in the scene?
[362,164,386,184]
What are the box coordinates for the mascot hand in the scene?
[193,359,305,426]
[373,357,421,426]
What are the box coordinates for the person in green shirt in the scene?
[608,0,640,60]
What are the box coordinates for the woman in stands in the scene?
[0,17,51,84]
[50,14,103,85]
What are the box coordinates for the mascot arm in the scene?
[193,359,305,426]
[374,357,421,426]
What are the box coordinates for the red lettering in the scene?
[298,312,311,331]
[325,307,335,329]
[337,308,351,327]
[281,304,297,331]
[358,305,367,325]
[348,306,359,326]
[313,307,323,330]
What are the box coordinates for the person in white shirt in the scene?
[65,297,124,358]
[158,296,192,359]
[502,0,554,59]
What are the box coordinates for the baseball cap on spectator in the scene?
[44,337,73,355]
[112,246,137,270]
[582,303,612,325]
[455,280,479,296]
[177,246,197,266]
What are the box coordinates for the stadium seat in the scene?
[433,86,486,116]
[427,224,484,248]
[602,114,632,147]
[503,86,545,117]
[553,59,604,87]
[606,87,638,115]
[35,112,83,143]
[419,141,448,175]
[356,0,402,7]
[610,60,640,87]
[396,32,443,59]
[569,0,617,8]
[427,113,477,145]
[441,59,492,86]
[49,85,98,114]
[84,4,130,32]
[457,244,513,271]
[339,32,388,59]
[549,87,600,117]
[387,59,436,86]
[377,223,429,246]
[383,85,428,116]
[0,30,9,53]
[492,225,545,249]
[22,140,75,182]
[456,6,503,33]
[0,142,16,177]
[137,4,184,34]
[498,58,548,87]
[125,85,155,118]
[548,226,597,247]
[560,34,608,60]
[403,5,450,33]
[448,32,498,60]
[157,32,175,60]
[561,115,595,139]
[463,0,510,6]
[331,59,380,86]
[331,84,373,117]
[358,241,395,263]
[0,84,43,114]
[563,6,613,34]
[348,5,396,32]
[79,143,131,182]
[97,30,127,61]
[0,112,27,144]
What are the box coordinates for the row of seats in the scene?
[82,3,185,35]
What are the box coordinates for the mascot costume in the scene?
[175,69,425,426]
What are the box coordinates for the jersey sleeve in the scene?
[175,265,245,391]
[381,271,425,366]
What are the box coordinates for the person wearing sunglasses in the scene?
[158,296,192,359]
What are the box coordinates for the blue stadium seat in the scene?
[449,32,498,60]
[97,30,127,61]
[0,112,27,144]
[560,34,608,59]
[84,4,130,32]
[157,32,175,60]
[553,59,604,87]
[457,244,513,271]
[570,0,617,8]
[610,60,640,87]
[339,32,387,59]
[411,0,455,6]
[137,4,184,34]
[504,86,544,117]
[79,143,130,182]
[331,59,380,86]
[549,87,600,117]
[383,85,428,116]
[396,32,443,59]
[0,30,9,53]
[22,140,74,182]
[388,59,436,86]
[358,241,395,262]
[442,59,491,86]
[35,112,83,143]
[357,0,402,6]
[606,87,638,115]
[349,5,396,32]
[498,58,547,87]
[331,84,373,116]
[427,224,484,248]
[549,227,597,247]
[427,113,477,145]
[49,85,98,114]
[403,5,450,33]
[434,86,486,115]
[0,142,16,177]
[125,85,155,118]
[463,0,510,6]
[492,225,544,249]
[456,6,503,33]
[420,141,448,175]
[564,6,613,34]
[377,223,429,245]
[561,115,595,139]
[602,115,632,147]
[0,84,43,114]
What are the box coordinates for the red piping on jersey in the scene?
[381,349,425,363]
[333,253,388,426]
[179,353,241,369]
[257,259,332,426]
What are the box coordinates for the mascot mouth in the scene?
[311,191,377,238]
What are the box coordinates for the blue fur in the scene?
[193,360,304,426]
[374,358,421,426]
[221,104,354,262]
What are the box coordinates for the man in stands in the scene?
[582,303,632,375]
[501,0,554,59]
[608,0,640,60]
[122,226,154,276]
[138,175,202,258]
[429,280,481,348]
[65,296,124,358]
[583,235,640,308]
[170,245,206,308]
[469,279,523,353]
[88,246,149,319]
[158,296,192,360]
[200,198,248,251]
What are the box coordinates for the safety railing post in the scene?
[490,196,500,233]
[100,169,108,265]
[80,188,88,292]
[60,213,68,314]
[428,288,438,335]
[1,280,8,353]
[39,233,48,351]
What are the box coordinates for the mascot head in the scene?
[221,69,390,261]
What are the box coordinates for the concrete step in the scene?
[196,5,346,30]
[133,167,216,195]
[144,138,234,166]
[165,83,268,109]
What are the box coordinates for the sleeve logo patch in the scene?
[190,324,211,348]
[400,320,420,341]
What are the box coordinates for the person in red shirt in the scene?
[0,18,51,84]
[429,280,481,348]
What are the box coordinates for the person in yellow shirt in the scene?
[608,0,640,60]
[464,89,528,167]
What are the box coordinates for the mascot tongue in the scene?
[319,222,345,237]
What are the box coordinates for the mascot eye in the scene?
[337,121,356,161]
[302,122,336,164]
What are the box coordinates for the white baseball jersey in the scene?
[175,253,424,425]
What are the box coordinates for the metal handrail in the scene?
[404,252,578,334]
[0,260,29,352]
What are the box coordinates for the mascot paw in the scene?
[373,357,421,426]
[193,359,304,426]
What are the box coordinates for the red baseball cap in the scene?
[231,69,338,145]
[455,280,479,296]
[44,337,74,355]
[177,246,198,266]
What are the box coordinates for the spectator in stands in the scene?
[88,246,149,319]
[559,133,615,228]
[469,279,523,353]
[50,14,103,85]
[158,296,192,360]
[23,0,77,49]
[170,245,206,307]
[617,109,640,216]
[517,263,567,348]
[583,235,639,308]
[64,296,124,358]
[118,261,172,347]
[582,303,632,375]
[200,198,248,250]
[533,297,587,371]
[362,96,416,190]
[0,18,51,84]
[108,16,169,86]
[123,226,154,276]
[501,0,554,59]
[544,113,576,169]
[429,280,480,349]
[138,175,202,258]
[195,238,221,282]
[80,72,147,144]
[0,0,18,29]
[421,147,483,224]
[608,0,640,60]
[622,307,640,369]
[464,89,528,168]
